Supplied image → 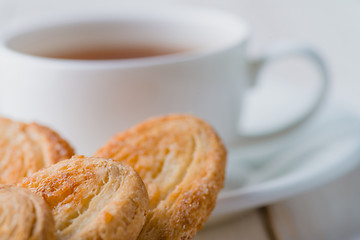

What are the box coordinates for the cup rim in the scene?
[0,4,250,68]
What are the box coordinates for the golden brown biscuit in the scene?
[0,185,56,240]
[20,156,149,240]
[95,114,227,239]
[0,117,75,184]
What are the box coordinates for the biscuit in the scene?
[0,117,75,184]
[95,114,227,239]
[20,156,149,240]
[0,185,56,240]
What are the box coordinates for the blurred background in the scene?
[1,0,359,113]
[1,0,359,136]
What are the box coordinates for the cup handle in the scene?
[242,43,330,140]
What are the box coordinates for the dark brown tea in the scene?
[44,46,186,60]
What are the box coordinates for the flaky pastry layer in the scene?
[0,185,56,240]
[95,114,227,240]
[20,156,149,240]
[0,117,74,184]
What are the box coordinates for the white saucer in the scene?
[209,100,360,223]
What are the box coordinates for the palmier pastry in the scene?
[0,185,56,240]
[20,156,149,240]
[95,114,227,239]
[0,117,74,184]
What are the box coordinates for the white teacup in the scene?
[0,5,329,155]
